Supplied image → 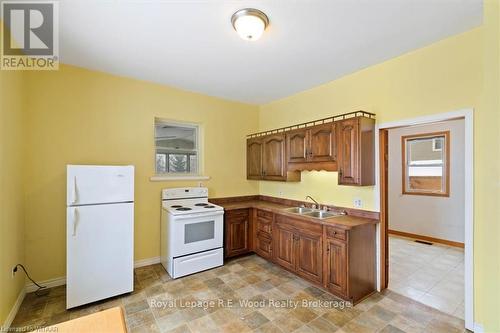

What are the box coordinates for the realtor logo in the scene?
[1,1,59,70]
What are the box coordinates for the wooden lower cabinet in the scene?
[325,238,347,295]
[296,232,323,284]
[273,224,296,271]
[254,209,273,260]
[255,232,272,260]
[224,208,376,303]
[323,225,376,303]
[273,215,323,285]
[224,209,250,258]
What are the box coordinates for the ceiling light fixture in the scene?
[231,8,269,41]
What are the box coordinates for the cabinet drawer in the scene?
[275,214,322,235]
[225,209,249,218]
[325,226,347,241]
[257,209,273,221]
[255,232,272,259]
[257,220,272,235]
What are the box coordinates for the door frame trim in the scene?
[374,108,474,330]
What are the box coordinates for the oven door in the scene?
[170,211,223,258]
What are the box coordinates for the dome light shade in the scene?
[231,8,269,41]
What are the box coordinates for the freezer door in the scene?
[67,165,134,205]
[66,202,134,309]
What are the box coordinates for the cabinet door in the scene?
[255,232,272,260]
[273,224,295,271]
[225,212,249,258]
[296,232,323,284]
[262,134,286,180]
[309,123,336,162]
[247,138,263,180]
[338,118,359,185]
[286,129,309,163]
[325,238,347,295]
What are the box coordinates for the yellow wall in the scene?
[259,27,482,210]
[258,2,500,330]
[3,1,499,330]
[0,69,26,324]
[23,65,260,282]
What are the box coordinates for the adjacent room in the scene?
[1,1,499,333]
[386,119,466,319]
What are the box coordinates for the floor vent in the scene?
[415,240,433,245]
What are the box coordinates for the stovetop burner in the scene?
[176,207,192,211]
[195,203,209,206]
[171,205,183,208]
[204,205,215,208]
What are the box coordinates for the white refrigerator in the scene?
[66,165,134,309]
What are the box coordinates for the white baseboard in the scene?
[2,287,26,329]
[473,323,484,333]
[134,256,161,268]
[25,276,66,293]
[24,256,161,293]
[7,256,161,328]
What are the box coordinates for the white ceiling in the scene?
[59,0,482,104]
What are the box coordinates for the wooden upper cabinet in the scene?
[247,134,300,182]
[338,118,359,185]
[309,123,336,162]
[337,117,375,186]
[247,138,263,180]
[286,129,309,163]
[262,134,286,180]
[247,113,374,184]
[286,123,337,171]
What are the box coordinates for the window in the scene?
[402,131,449,196]
[155,120,199,175]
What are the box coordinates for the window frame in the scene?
[154,119,201,176]
[401,131,450,197]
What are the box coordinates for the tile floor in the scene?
[388,235,465,319]
[12,254,466,332]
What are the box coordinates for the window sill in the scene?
[150,175,211,182]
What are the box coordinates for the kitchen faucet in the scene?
[305,195,320,210]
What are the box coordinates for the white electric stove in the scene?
[160,187,224,278]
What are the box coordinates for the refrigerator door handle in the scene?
[71,176,78,204]
[72,208,79,236]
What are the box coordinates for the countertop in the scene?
[217,200,378,230]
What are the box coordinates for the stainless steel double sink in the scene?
[282,206,346,219]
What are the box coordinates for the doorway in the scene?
[376,109,474,331]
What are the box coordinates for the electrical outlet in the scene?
[353,198,362,208]
[11,265,17,278]
[278,190,284,197]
